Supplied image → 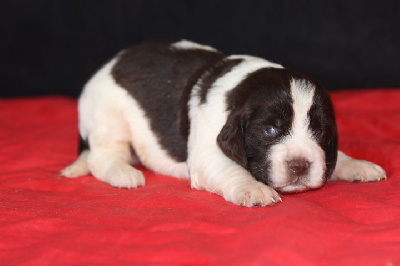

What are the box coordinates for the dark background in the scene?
[1,0,399,97]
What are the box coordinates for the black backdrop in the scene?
[1,0,399,97]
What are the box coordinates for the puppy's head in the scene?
[217,68,337,193]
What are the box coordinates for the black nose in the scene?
[287,159,310,176]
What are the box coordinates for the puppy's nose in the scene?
[287,159,310,176]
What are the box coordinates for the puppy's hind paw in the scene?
[106,164,146,188]
[61,165,90,178]
[61,151,90,178]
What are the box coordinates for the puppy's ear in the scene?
[325,125,338,178]
[217,113,247,168]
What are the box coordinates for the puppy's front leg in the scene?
[330,151,386,182]
[189,148,281,207]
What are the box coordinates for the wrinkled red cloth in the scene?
[0,90,399,265]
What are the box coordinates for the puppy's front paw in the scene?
[106,164,146,188]
[230,181,281,207]
[334,159,386,183]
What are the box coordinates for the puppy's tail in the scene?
[60,134,90,178]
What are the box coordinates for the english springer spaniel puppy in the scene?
[61,40,386,207]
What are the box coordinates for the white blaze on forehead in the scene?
[170,39,217,52]
[290,79,315,138]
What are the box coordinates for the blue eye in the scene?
[265,126,277,136]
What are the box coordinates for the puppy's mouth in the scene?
[274,183,310,194]
[273,177,325,194]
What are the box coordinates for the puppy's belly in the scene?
[79,58,189,179]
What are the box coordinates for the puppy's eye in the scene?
[313,129,325,139]
[265,126,278,137]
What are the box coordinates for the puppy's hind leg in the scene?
[88,141,145,188]
[330,151,387,182]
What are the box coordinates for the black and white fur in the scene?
[61,40,386,207]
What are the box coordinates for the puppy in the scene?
[61,40,386,207]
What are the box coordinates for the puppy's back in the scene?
[81,40,223,163]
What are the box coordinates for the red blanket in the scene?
[1,90,399,265]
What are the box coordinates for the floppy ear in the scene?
[217,113,248,168]
[324,124,338,179]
